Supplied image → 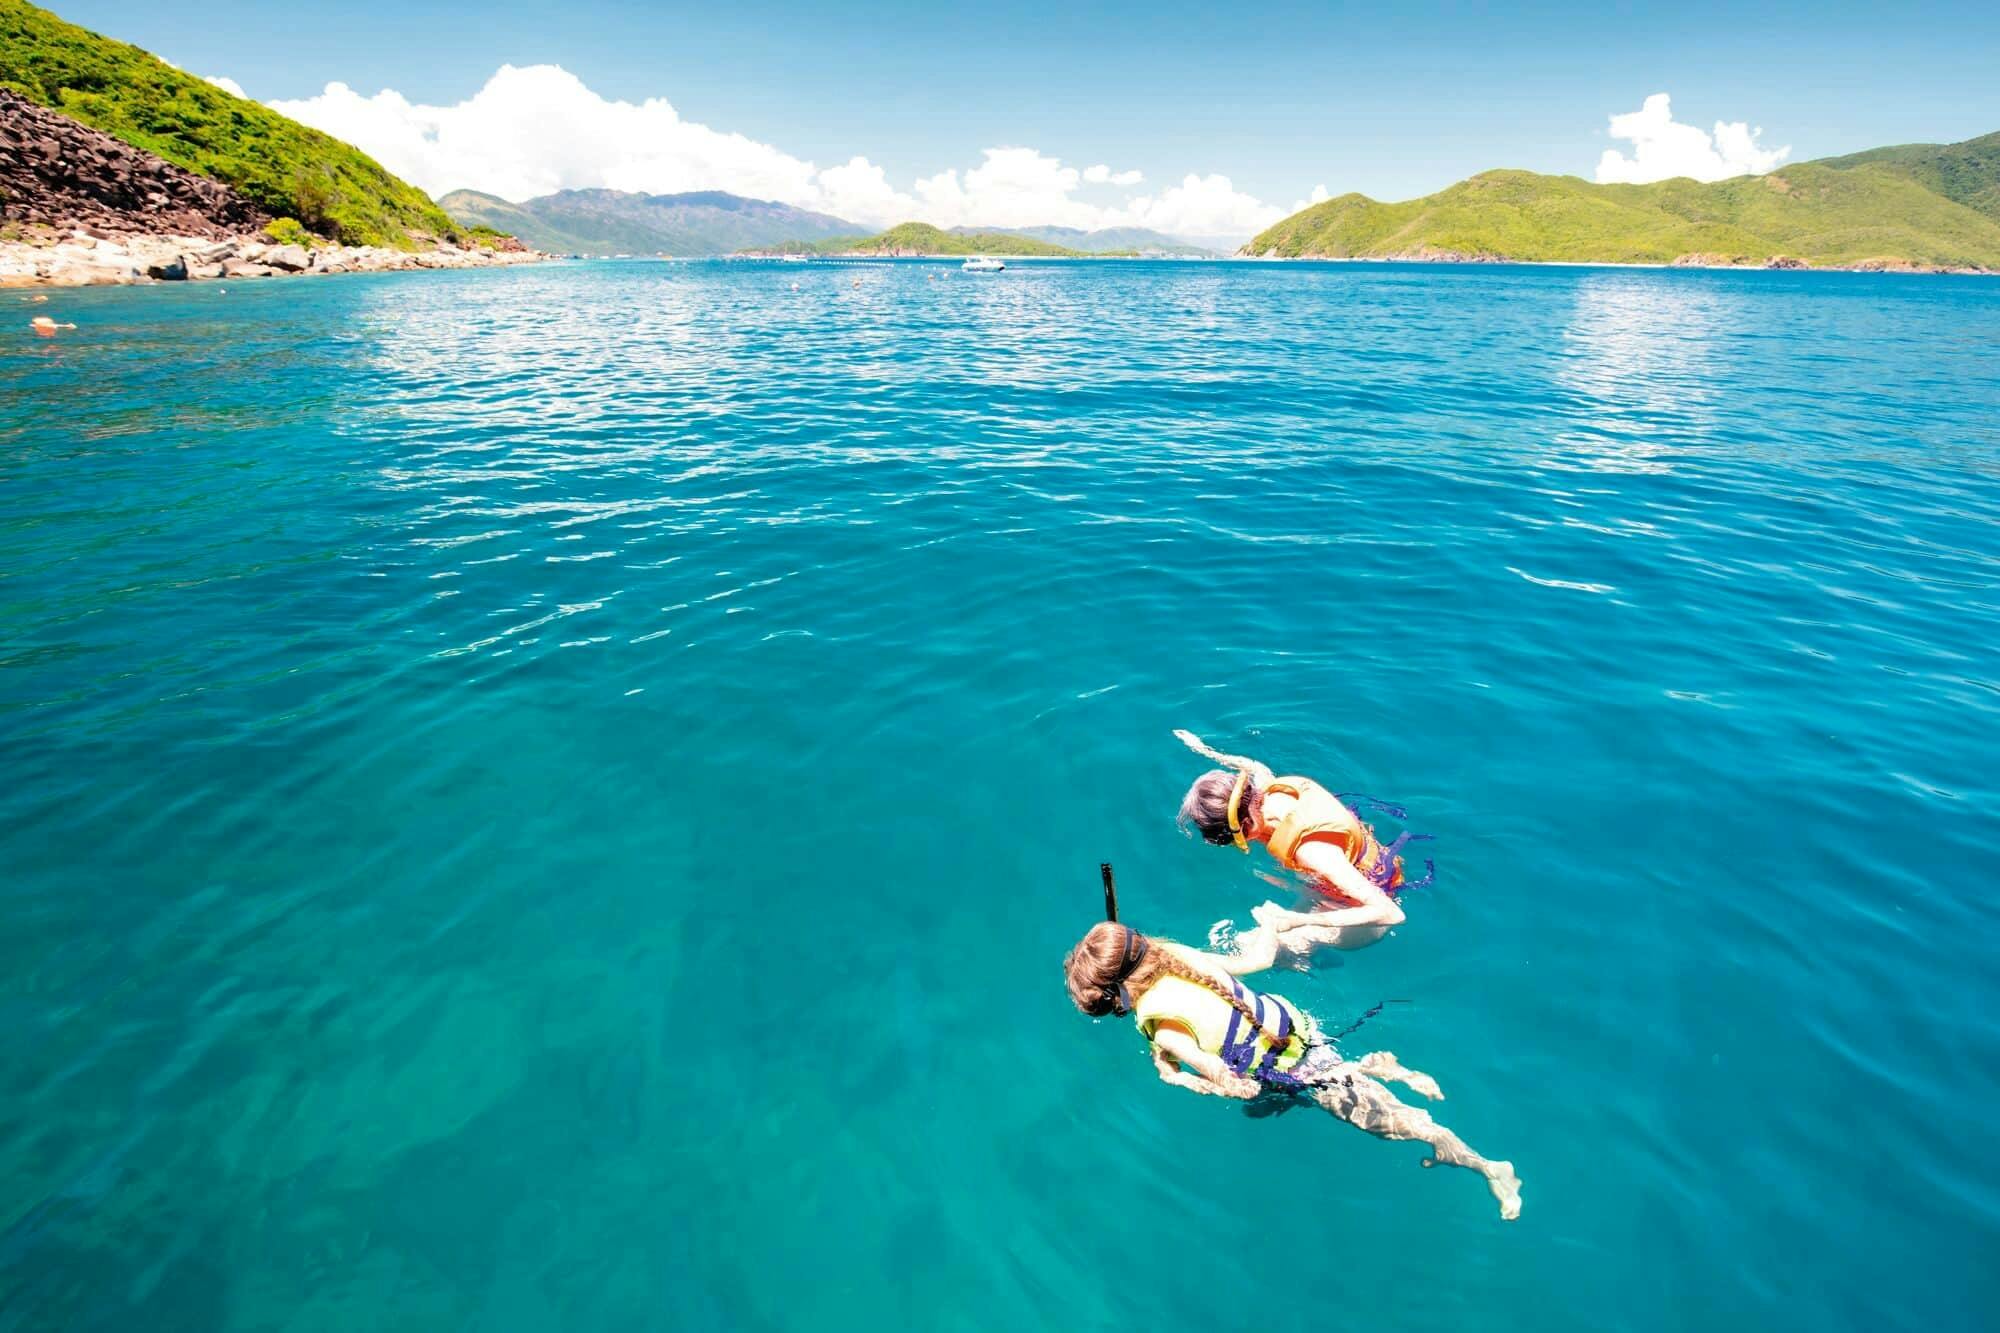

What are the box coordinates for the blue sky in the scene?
[57,0,2000,237]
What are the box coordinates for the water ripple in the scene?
[3,261,1998,1331]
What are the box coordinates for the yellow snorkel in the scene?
[1226,769,1250,852]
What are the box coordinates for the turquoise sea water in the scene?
[3,259,1998,1331]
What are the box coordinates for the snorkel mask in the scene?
[1104,925,1149,1016]
[1226,769,1250,852]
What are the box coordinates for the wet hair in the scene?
[1178,769,1261,846]
[1062,922,1295,1055]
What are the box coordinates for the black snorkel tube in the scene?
[1096,863,1143,1014]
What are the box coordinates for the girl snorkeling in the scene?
[1063,921,1522,1219]
[1174,729,1432,951]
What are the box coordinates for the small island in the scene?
[748,222,1138,259]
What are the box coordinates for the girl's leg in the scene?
[1312,1072,1522,1220]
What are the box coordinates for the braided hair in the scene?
[1062,923,1302,1056]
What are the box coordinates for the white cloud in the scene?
[918,147,1103,228]
[1594,93,1789,184]
[814,155,918,226]
[1122,173,1287,241]
[1083,163,1143,186]
[270,65,820,206]
[265,63,1295,242]
[204,75,247,98]
[1292,183,1331,211]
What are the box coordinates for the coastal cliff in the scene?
[0,0,547,285]
[0,88,267,237]
[0,90,545,285]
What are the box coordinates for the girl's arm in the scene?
[1205,918,1281,975]
[1173,730,1275,784]
[1151,1044,1219,1095]
[1257,899,1398,932]
[1151,1028,1261,1099]
[1290,841,1406,928]
[1162,938,1274,980]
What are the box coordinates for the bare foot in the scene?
[1402,1071,1444,1100]
[1487,1162,1522,1221]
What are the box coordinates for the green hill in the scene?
[1246,131,2000,270]
[0,0,461,248]
[794,222,1099,257]
[438,191,554,246]
[1813,131,2000,225]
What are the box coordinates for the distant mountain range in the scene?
[967,225,1217,256]
[447,135,2000,271]
[437,187,1220,258]
[778,222,1093,257]
[436,188,859,256]
[1247,130,2000,270]
[763,221,1224,258]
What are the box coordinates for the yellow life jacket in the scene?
[1134,971,1315,1079]
[1263,775,1403,890]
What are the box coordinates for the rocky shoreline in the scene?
[0,226,552,287]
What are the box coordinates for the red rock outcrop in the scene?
[0,90,269,238]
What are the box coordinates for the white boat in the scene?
[962,256,1005,273]
[781,253,809,263]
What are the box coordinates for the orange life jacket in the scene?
[1262,775,1404,892]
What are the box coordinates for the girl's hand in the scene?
[1165,1068,1262,1099]
[1253,900,1332,933]
[1154,1029,1265,1099]
[1173,730,1273,783]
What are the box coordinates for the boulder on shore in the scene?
[48,261,139,286]
[261,244,311,272]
